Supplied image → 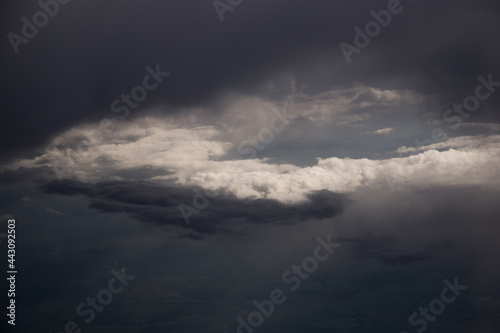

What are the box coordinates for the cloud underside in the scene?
[40,179,350,235]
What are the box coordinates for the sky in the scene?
[1,1,500,332]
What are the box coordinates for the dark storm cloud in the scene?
[2,0,500,158]
[40,179,351,235]
[338,236,451,266]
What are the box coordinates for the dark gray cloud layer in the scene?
[40,179,351,234]
[2,0,500,158]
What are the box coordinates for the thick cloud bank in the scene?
[5,110,500,203]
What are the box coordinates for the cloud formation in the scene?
[40,179,350,234]
[374,127,393,135]
[3,98,500,204]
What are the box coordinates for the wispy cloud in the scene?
[373,127,393,135]
[46,208,65,216]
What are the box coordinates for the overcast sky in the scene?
[1,1,500,332]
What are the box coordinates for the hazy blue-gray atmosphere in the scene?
[1,0,500,332]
